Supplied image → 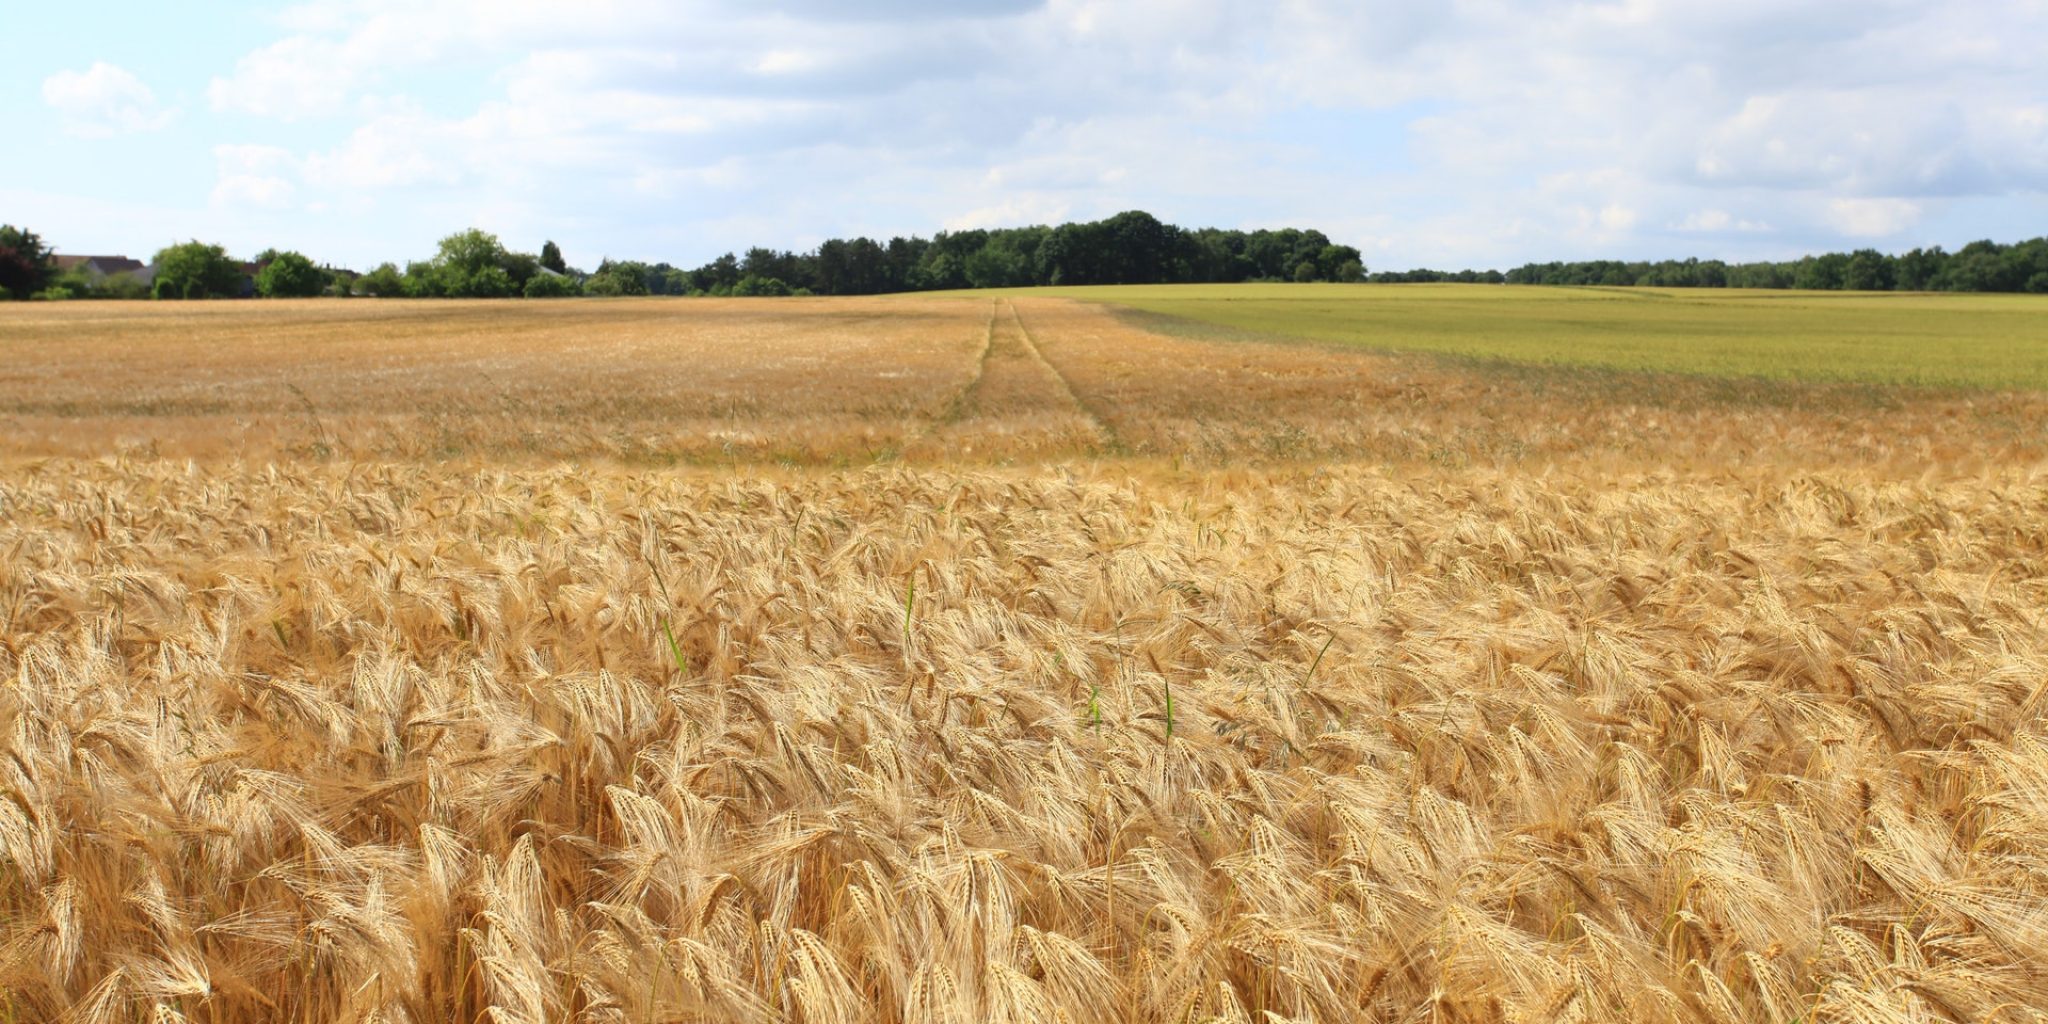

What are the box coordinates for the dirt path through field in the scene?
[912,300,1108,457]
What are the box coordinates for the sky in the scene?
[9,0,2047,272]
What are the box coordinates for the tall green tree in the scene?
[741,248,806,288]
[1895,247,1947,291]
[1315,244,1362,281]
[431,229,515,297]
[401,261,441,297]
[151,242,244,299]
[1842,249,1896,292]
[540,240,566,274]
[1937,241,2015,292]
[255,251,327,297]
[0,224,56,299]
[358,263,405,296]
[584,259,650,296]
[589,260,651,296]
[1097,211,1170,284]
[1793,253,1849,291]
[501,251,542,292]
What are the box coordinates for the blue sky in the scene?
[10,0,2046,272]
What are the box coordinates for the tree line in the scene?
[0,213,1366,301]
[1502,238,2048,293]
[7,216,2048,301]
[370,211,1372,298]
[0,228,350,301]
[768,210,1368,293]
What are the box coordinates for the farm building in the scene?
[53,255,147,281]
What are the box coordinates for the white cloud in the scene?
[62,0,2048,268]
[204,0,539,118]
[1681,209,1733,232]
[1674,209,1771,233]
[301,103,469,189]
[1827,197,1922,237]
[211,145,301,209]
[208,37,361,118]
[41,63,173,137]
[754,49,822,75]
[945,196,1074,231]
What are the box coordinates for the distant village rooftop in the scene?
[53,255,148,279]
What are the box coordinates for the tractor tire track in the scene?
[908,298,1105,458]
[1005,299,1119,450]
[936,300,1001,425]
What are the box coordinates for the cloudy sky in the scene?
[11,0,2046,271]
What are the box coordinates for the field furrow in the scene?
[914,300,1107,457]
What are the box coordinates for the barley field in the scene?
[3,294,2048,1023]
[1038,283,2048,390]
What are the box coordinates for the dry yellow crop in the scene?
[2,295,2045,1022]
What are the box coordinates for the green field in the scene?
[1014,283,2048,389]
